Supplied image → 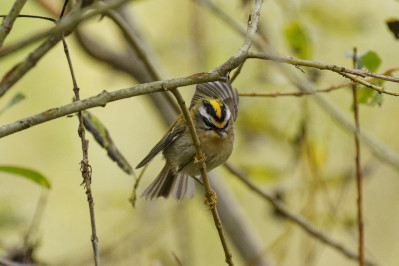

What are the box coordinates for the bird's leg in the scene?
[204,190,217,210]
[194,153,207,164]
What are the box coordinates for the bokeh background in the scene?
[1,0,399,265]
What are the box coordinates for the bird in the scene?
[136,80,239,201]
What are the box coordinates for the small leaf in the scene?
[386,18,399,39]
[83,111,133,175]
[0,166,51,188]
[283,21,312,59]
[0,92,25,116]
[369,92,383,107]
[361,51,381,72]
[356,87,374,104]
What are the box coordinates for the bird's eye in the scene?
[223,119,229,129]
[202,117,214,129]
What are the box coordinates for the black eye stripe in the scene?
[202,117,214,129]
[202,116,230,131]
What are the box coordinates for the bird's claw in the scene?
[204,190,217,210]
[194,153,207,164]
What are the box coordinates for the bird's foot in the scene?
[194,153,207,164]
[204,190,217,210]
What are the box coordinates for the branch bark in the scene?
[0,0,28,48]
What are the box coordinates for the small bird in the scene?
[136,81,239,200]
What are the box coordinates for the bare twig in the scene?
[352,47,364,266]
[247,51,399,85]
[239,83,347,97]
[129,164,148,207]
[239,67,399,98]
[0,33,62,98]
[214,0,263,76]
[0,0,28,48]
[105,10,161,81]
[223,162,377,266]
[0,0,128,58]
[0,72,222,138]
[61,14,100,264]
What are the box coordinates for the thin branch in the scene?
[170,88,233,265]
[0,0,28,48]
[129,164,147,207]
[223,162,378,266]
[352,47,364,266]
[0,33,63,97]
[247,51,399,89]
[105,10,161,81]
[0,0,128,58]
[239,83,347,97]
[0,73,222,138]
[0,14,56,23]
[62,17,99,262]
[214,0,263,76]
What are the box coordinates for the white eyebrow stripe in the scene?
[199,105,210,119]
[224,107,231,122]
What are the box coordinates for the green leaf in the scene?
[361,51,381,72]
[0,166,51,188]
[283,21,312,59]
[356,87,374,104]
[0,92,25,116]
[369,92,383,107]
[83,111,133,175]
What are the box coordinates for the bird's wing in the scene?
[136,118,184,169]
[190,81,239,121]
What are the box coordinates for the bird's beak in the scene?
[215,130,225,139]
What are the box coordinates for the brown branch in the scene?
[129,164,147,208]
[239,83,347,97]
[223,162,378,266]
[352,48,364,266]
[0,0,28,48]
[60,5,99,262]
[214,0,263,76]
[247,51,399,93]
[0,0,128,58]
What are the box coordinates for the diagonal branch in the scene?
[214,0,263,76]
[223,162,378,266]
[0,72,223,138]
[0,0,128,58]
[0,0,28,48]
[247,51,399,88]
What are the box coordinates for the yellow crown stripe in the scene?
[209,100,222,119]
[212,119,225,129]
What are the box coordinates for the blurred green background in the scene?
[1,0,399,265]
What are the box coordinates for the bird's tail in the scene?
[140,164,195,200]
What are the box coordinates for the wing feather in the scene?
[136,118,184,169]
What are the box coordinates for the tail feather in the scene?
[141,165,195,200]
